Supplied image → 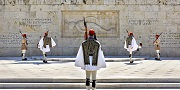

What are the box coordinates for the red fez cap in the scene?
[129,32,133,36]
[44,32,48,36]
[89,29,95,36]
[22,34,26,37]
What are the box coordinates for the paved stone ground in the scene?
[0,56,180,89]
[0,56,179,80]
[0,89,178,90]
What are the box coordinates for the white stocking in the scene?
[156,50,160,59]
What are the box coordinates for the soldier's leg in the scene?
[128,45,133,63]
[129,51,133,63]
[156,50,160,60]
[43,51,46,58]
[92,71,97,90]
[22,50,27,60]
[43,52,47,63]
[86,70,91,90]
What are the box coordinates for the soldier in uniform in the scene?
[124,32,139,63]
[38,32,56,63]
[21,34,28,60]
[153,34,161,60]
[75,29,106,90]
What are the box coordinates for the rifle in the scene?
[19,30,27,39]
[126,30,129,33]
[83,17,88,40]
[153,32,163,44]
[94,32,97,40]
[19,30,23,35]
[19,30,28,45]
[46,29,49,33]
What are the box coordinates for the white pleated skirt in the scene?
[82,56,99,71]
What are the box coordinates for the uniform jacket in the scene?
[124,37,138,51]
[154,39,160,50]
[75,38,106,71]
[38,37,56,52]
[21,38,28,50]
[82,39,100,66]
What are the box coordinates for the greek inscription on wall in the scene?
[128,19,159,25]
[1,0,179,5]
[20,18,52,26]
[18,18,52,30]
[0,33,37,47]
[62,10,119,38]
[1,0,61,5]
[149,33,180,47]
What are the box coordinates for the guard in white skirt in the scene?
[75,29,106,90]
[124,32,139,63]
[38,32,56,63]
[21,34,28,60]
[153,34,161,60]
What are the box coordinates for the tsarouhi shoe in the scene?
[43,60,48,63]
[22,58,27,61]
[130,61,134,63]
[155,58,161,60]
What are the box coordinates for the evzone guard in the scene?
[75,18,106,90]
[21,33,28,60]
[124,32,142,63]
[153,33,162,60]
[38,31,56,63]
[75,29,106,90]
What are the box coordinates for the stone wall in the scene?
[0,0,180,57]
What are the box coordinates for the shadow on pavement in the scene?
[9,60,70,65]
[124,62,140,65]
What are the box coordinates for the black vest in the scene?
[82,39,100,66]
[43,37,52,48]
[126,36,133,48]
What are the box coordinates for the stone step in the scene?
[31,56,148,62]
[0,83,180,89]
[0,78,180,83]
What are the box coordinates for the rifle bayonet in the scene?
[83,17,88,40]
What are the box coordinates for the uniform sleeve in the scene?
[124,40,127,49]
[51,38,56,47]
[95,41,106,68]
[38,38,44,50]
[131,37,139,51]
[75,45,85,68]
[97,46,106,68]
